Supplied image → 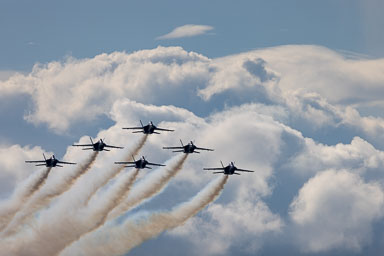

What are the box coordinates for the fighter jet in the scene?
[122,120,174,134]
[204,161,254,175]
[72,137,124,151]
[115,156,165,169]
[163,140,214,154]
[25,154,76,167]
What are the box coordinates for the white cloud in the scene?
[2,45,384,255]
[2,45,384,144]
[0,144,49,195]
[156,24,214,40]
[285,136,384,178]
[170,198,282,255]
[0,70,21,82]
[290,169,384,253]
[0,46,210,132]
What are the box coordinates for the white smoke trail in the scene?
[61,175,229,256]
[56,154,187,254]
[53,168,140,255]
[0,167,52,231]
[1,168,141,256]
[0,136,147,255]
[1,152,99,237]
[83,134,148,205]
[51,153,186,255]
[107,153,188,220]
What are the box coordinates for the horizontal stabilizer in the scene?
[236,169,254,172]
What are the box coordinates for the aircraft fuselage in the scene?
[135,159,149,168]
[93,141,105,151]
[143,124,156,134]
[223,163,237,175]
[183,144,197,153]
[45,158,59,167]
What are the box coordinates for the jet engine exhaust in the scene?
[0,167,52,231]
[1,152,99,237]
[107,153,188,220]
[83,134,148,205]
[54,168,140,255]
[61,175,228,256]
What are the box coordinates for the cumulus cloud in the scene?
[1,45,384,145]
[283,136,384,180]
[290,169,384,253]
[1,45,384,255]
[0,144,49,196]
[156,24,214,40]
[170,198,283,255]
[0,47,210,132]
[0,70,20,82]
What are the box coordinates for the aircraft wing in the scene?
[147,162,166,167]
[105,145,124,149]
[203,167,224,170]
[115,161,135,164]
[163,146,183,149]
[196,147,214,151]
[72,144,93,147]
[122,127,143,130]
[57,160,76,165]
[155,127,174,132]
[236,168,254,172]
[25,160,46,163]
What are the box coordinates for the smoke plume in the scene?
[1,152,98,237]
[61,175,228,256]
[56,153,186,255]
[107,153,188,220]
[0,167,52,231]
[54,168,140,255]
[2,168,141,256]
[83,135,148,204]
[0,136,148,255]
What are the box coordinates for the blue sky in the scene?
[1,0,383,71]
[1,1,384,256]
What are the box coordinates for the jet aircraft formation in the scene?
[25,120,254,175]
